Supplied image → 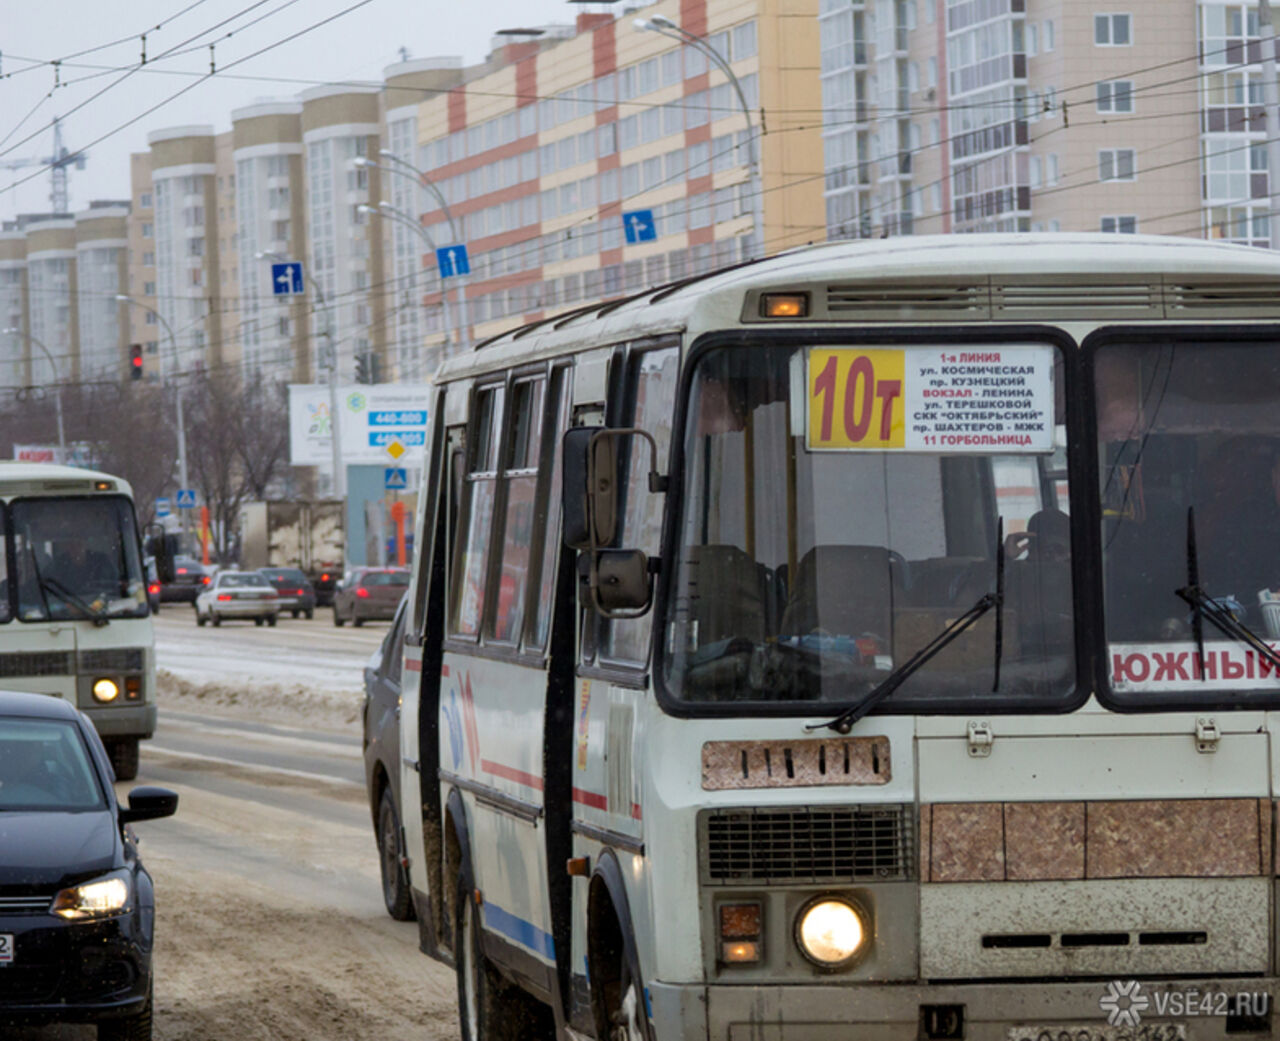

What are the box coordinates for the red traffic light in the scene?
[129,344,143,381]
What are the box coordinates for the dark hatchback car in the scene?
[0,690,177,1040]
[258,567,317,619]
[159,555,210,603]
[362,595,413,920]
[333,567,409,627]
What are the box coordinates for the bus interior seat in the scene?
[906,556,989,608]
[780,545,903,639]
[684,543,771,647]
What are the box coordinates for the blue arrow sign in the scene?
[384,467,407,490]
[155,496,171,518]
[176,488,197,509]
[622,209,657,244]
[271,261,305,296]
[436,244,471,278]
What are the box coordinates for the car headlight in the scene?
[795,897,868,969]
[92,678,120,703]
[51,871,131,920]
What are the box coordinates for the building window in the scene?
[1101,215,1137,233]
[143,281,155,296]
[142,251,154,266]
[1096,81,1134,113]
[139,192,152,208]
[1043,19,1055,51]
[1095,13,1132,45]
[141,222,153,237]
[1099,148,1136,181]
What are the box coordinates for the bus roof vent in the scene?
[826,280,990,320]
[1164,279,1280,319]
[992,280,1162,319]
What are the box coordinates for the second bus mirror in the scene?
[145,526,177,584]
[562,427,618,551]
[593,549,651,613]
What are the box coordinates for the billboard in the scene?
[14,442,98,468]
[289,384,431,466]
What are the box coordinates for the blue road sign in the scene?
[622,209,657,244]
[176,489,197,509]
[384,467,407,490]
[271,261,305,296]
[436,244,471,278]
[155,496,171,518]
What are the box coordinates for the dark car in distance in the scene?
[312,567,341,608]
[0,690,178,1040]
[362,596,413,920]
[333,568,409,627]
[158,555,210,603]
[258,567,316,619]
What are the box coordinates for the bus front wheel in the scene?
[107,738,140,782]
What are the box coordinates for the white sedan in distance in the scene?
[194,570,281,628]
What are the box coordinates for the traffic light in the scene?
[129,344,143,382]
[354,352,369,384]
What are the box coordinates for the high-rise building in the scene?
[74,203,130,383]
[124,152,160,380]
[24,217,77,387]
[412,0,824,354]
[0,232,28,387]
[817,1,1264,243]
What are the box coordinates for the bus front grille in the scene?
[0,651,73,677]
[78,647,146,672]
[700,804,914,885]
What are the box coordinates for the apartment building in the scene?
[24,217,78,387]
[124,152,160,380]
[413,0,824,354]
[0,232,27,388]
[74,203,130,383]
[818,1,1264,243]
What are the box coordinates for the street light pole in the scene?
[255,252,344,498]
[635,15,764,255]
[2,327,64,457]
[357,202,456,362]
[114,296,187,506]
[356,154,471,353]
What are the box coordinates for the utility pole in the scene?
[1260,0,1280,249]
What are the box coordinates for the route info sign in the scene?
[805,344,1054,453]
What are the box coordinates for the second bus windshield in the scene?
[662,344,1074,708]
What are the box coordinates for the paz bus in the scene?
[397,235,1280,1040]
[0,462,158,780]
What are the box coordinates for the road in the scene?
[14,611,463,1041]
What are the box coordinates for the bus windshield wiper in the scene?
[25,547,108,627]
[808,518,1006,736]
[1176,506,1280,674]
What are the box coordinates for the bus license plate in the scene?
[1009,1026,1187,1041]
[0,934,12,964]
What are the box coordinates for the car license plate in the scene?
[0,934,13,964]
[1009,1026,1187,1041]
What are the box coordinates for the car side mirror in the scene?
[119,785,178,823]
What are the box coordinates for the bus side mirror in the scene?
[145,526,177,584]
[562,427,618,552]
[561,426,664,618]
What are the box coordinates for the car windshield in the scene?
[265,569,306,582]
[364,572,408,587]
[219,573,266,588]
[0,718,106,811]
[661,344,1075,708]
[1097,341,1280,698]
[11,496,147,623]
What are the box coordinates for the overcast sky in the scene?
[0,0,582,222]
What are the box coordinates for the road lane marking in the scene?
[145,745,364,787]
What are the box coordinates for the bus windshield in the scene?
[662,344,1074,708]
[1097,340,1280,698]
[11,496,147,623]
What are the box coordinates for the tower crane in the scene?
[0,117,87,215]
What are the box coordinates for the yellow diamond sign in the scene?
[385,439,406,460]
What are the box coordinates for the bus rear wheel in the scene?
[456,881,553,1041]
[107,738,139,782]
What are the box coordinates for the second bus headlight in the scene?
[795,897,867,969]
[92,678,120,703]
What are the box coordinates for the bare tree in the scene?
[78,383,180,524]
[237,378,291,499]
[184,372,249,562]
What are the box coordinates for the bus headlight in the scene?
[91,678,120,703]
[795,897,867,969]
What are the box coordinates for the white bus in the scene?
[0,462,157,780]
[399,235,1280,1040]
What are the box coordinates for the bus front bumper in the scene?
[649,978,1277,1040]
[81,703,156,739]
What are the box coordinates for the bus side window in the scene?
[449,385,505,638]
[525,367,572,653]
[489,377,545,644]
[601,345,680,665]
